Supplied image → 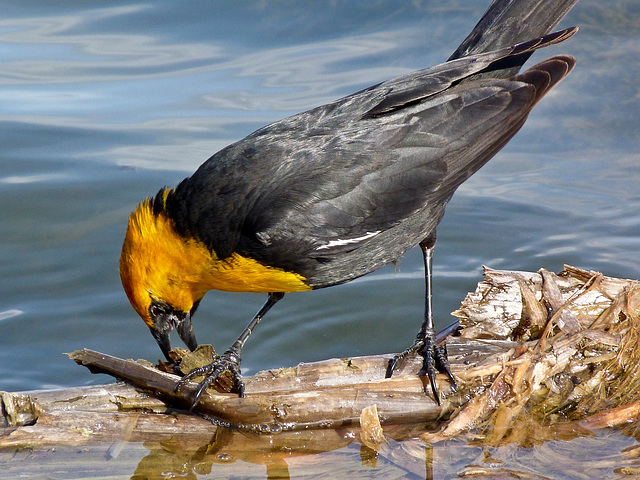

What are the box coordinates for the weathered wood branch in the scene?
[2,265,640,451]
[67,348,453,429]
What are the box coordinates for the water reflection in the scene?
[130,427,436,480]
[5,419,638,479]
[124,421,640,479]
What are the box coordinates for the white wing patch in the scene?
[315,230,381,250]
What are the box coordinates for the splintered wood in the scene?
[436,265,640,445]
[2,265,640,448]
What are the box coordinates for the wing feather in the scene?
[167,31,576,284]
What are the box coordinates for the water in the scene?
[0,0,639,477]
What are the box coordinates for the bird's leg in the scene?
[175,292,285,408]
[385,233,456,404]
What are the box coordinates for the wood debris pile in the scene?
[433,265,640,445]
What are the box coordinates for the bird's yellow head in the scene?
[119,191,212,360]
[120,189,311,360]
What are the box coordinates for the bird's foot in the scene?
[386,327,457,404]
[174,346,245,409]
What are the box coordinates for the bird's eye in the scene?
[149,303,167,318]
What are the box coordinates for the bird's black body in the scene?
[122,0,580,406]
[164,29,575,289]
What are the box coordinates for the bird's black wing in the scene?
[234,35,575,283]
[167,41,519,257]
[169,30,575,285]
[237,81,529,280]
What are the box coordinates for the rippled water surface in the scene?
[1,1,639,478]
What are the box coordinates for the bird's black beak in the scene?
[149,306,198,362]
[176,312,198,352]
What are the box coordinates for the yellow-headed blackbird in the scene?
[120,0,579,406]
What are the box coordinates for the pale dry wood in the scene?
[67,348,454,427]
[2,265,640,452]
[430,265,640,445]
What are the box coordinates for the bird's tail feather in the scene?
[515,54,576,105]
[450,0,580,60]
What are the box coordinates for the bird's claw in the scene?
[386,327,456,404]
[174,347,245,409]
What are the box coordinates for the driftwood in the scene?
[2,265,640,477]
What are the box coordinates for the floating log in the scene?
[2,265,640,454]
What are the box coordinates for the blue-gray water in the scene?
[1,0,638,425]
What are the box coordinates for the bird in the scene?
[120,0,579,407]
